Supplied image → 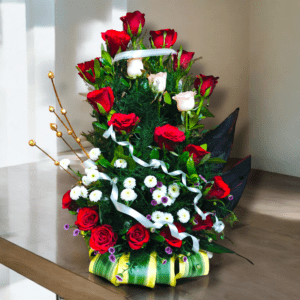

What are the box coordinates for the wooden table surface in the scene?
[0,155,299,300]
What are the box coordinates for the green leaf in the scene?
[200,143,207,151]
[76,66,93,84]
[93,122,108,131]
[96,103,107,116]
[189,112,199,129]
[151,234,165,242]
[83,234,91,247]
[199,153,211,165]
[120,78,130,88]
[204,87,212,98]
[114,145,124,156]
[137,22,143,37]
[191,124,204,130]
[94,58,101,78]
[150,148,159,159]
[186,155,197,176]
[207,157,227,164]
[99,158,111,169]
[68,210,77,215]
[107,109,116,121]
[179,151,189,164]
[86,69,94,76]
[189,174,199,184]
[101,50,112,65]
[199,240,234,254]
[201,106,215,118]
[170,151,178,156]
[163,92,172,104]
[103,66,112,74]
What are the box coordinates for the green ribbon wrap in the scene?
[89,249,209,288]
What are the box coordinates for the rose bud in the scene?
[160,222,186,248]
[120,11,145,37]
[194,74,219,98]
[101,30,131,57]
[173,50,194,70]
[62,190,79,211]
[206,176,230,199]
[148,72,167,93]
[127,57,144,78]
[77,58,100,83]
[183,144,210,165]
[172,91,196,112]
[149,29,177,48]
[87,87,114,115]
[154,124,185,151]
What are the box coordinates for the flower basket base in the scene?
[89,249,209,288]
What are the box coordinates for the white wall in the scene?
[249,0,300,177]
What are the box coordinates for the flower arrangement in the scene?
[29,10,252,288]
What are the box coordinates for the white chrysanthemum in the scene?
[213,220,225,233]
[177,208,190,223]
[144,175,157,188]
[114,159,127,169]
[157,184,167,195]
[89,190,102,202]
[162,196,172,207]
[89,148,101,161]
[82,176,91,186]
[164,213,174,223]
[80,186,88,198]
[168,183,180,198]
[152,211,164,222]
[152,190,165,204]
[87,169,100,182]
[123,177,136,189]
[120,189,137,202]
[60,158,70,170]
[85,165,97,175]
[150,159,161,169]
[169,195,176,204]
[70,186,81,200]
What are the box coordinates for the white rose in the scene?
[172,91,196,112]
[148,72,167,93]
[127,57,144,78]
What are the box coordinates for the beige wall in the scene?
[249,1,300,177]
[128,0,251,158]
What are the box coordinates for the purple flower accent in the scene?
[183,256,188,263]
[162,259,167,265]
[156,181,163,188]
[228,195,234,201]
[108,247,115,254]
[93,251,99,255]
[194,182,200,187]
[150,187,156,193]
[76,208,80,213]
[161,196,168,204]
[151,199,158,206]
[150,227,155,233]
[64,224,70,230]
[165,247,172,255]
[193,219,198,225]
[199,175,207,183]
[73,229,80,236]
[116,275,123,282]
[109,254,116,263]
[146,214,152,220]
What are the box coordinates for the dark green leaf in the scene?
[94,58,101,78]
[150,148,159,159]
[151,234,165,242]
[101,50,112,65]
[120,78,130,88]
[207,157,227,164]
[200,239,235,254]
[99,158,111,169]
[179,151,189,164]
[187,155,197,175]
[93,122,108,130]
[201,106,215,118]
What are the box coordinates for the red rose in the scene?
[120,11,145,36]
[90,225,118,254]
[173,50,194,70]
[160,222,186,248]
[194,74,219,97]
[101,30,131,57]
[87,87,114,115]
[75,207,99,231]
[183,144,210,165]
[77,58,100,83]
[206,176,230,199]
[149,29,177,48]
[62,190,79,211]
[154,124,185,151]
[192,214,213,231]
[108,113,140,134]
[126,223,150,250]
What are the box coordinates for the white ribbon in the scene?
[113,49,177,63]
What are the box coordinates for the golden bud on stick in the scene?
[61,108,67,115]
[54,161,60,166]
[50,123,57,131]
[49,106,55,112]
[28,140,36,146]
[67,130,73,135]
[76,138,81,143]
[56,131,62,137]
[48,71,55,79]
